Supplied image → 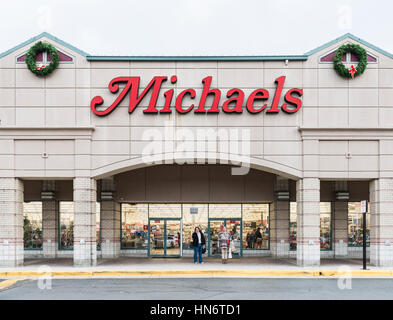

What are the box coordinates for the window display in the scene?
[23,201,43,249]
[242,204,269,250]
[289,202,332,250]
[59,201,74,250]
[121,204,148,249]
[348,202,370,247]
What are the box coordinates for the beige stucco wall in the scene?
[0,34,392,181]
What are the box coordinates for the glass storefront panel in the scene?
[119,202,271,255]
[209,204,241,218]
[320,202,332,250]
[289,202,332,250]
[289,202,297,250]
[149,218,182,257]
[348,202,370,247]
[59,201,74,250]
[208,219,242,256]
[242,204,269,249]
[121,204,148,249]
[209,219,225,256]
[149,204,181,218]
[149,219,165,255]
[182,204,208,249]
[165,219,181,256]
[23,201,43,249]
[227,219,241,254]
[96,202,101,250]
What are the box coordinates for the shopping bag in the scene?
[228,247,232,259]
[230,240,236,253]
[202,244,206,254]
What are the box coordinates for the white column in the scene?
[370,178,393,267]
[0,178,24,267]
[270,177,290,258]
[296,178,320,267]
[101,178,121,259]
[333,181,348,258]
[73,177,97,266]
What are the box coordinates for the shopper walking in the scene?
[218,226,232,264]
[192,227,205,264]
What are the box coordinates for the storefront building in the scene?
[0,32,392,267]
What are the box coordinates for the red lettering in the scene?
[141,76,167,113]
[267,76,285,113]
[90,76,167,116]
[161,89,174,113]
[246,89,269,114]
[176,89,196,113]
[282,88,303,113]
[91,75,304,117]
[222,88,244,113]
[90,77,133,116]
[195,76,221,113]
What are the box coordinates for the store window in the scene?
[182,204,208,249]
[59,201,74,250]
[320,202,332,250]
[149,204,182,218]
[289,202,332,250]
[121,204,148,249]
[348,202,370,247]
[96,202,101,250]
[242,204,269,250]
[23,202,43,249]
[209,204,241,218]
[289,202,297,250]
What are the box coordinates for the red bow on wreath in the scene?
[36,64,46,70]
[348,65,357,79]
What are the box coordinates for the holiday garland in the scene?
[25,41,59,76]
[333,43,367,79]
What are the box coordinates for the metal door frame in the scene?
[208,218,242,257]
[148,218,182,257]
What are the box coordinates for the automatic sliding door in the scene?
[209,219,225,256]
[149,219,165,256]
[226,219,242,257]
[149,218,181,257]
[208,218,242,257]
[165,219,181,256]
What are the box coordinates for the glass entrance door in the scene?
[149,218,182,257]
[208,219,242,257]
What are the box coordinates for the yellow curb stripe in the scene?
[0,269,393,277]
[0,278,26,290]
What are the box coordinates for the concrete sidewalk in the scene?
[0,257,392,277]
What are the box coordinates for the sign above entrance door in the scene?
[90,76,303,116]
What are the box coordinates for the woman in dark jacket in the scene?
[192,227,206,264]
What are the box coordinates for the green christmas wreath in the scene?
[333,43,367,79]
[25,41,59,76]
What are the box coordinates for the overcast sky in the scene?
[1,0,392,56]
